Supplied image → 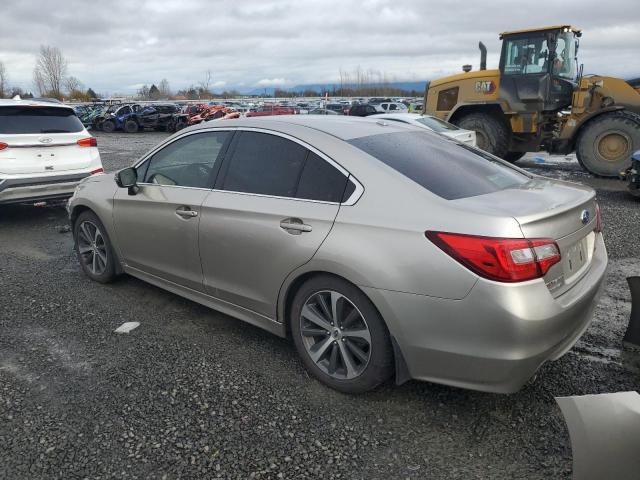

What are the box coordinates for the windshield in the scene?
[503,31,577,80]
[0,106,84,134]
[416,116,459,132]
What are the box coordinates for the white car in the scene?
[0,97,103,205]
[369,112,477,146]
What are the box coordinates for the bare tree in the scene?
[64,75,83,94]
[0,61,7,98]
[137,84,150,100]
[33,45,67,98]
[158,78,171,98]
[199,70,212,95]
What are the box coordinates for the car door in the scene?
[113,130,232,291]
[199,130,352,319]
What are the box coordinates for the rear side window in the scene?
[296,152,348,203]
[349,131,530,200]
[0,106,84,134]
[222,132,307,197]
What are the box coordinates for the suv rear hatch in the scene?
[453,177,598,297]
[0,105,93,175]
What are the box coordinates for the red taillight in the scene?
[77,137,97,147]
[0,142,8,151]
[594,202,603,233]
[90,168,104,175]
[426,231,561,283]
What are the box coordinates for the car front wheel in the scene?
[291,275,393,393]
[73,211,118,283]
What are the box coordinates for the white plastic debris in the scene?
[114,322,140,334]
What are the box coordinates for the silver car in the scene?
[68,116,607,394]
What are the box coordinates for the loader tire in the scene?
[455,112,510,158]
[576,110,640,177]
[124,120,139,133]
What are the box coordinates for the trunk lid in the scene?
[452,177,598,297]
[0,132,94,174]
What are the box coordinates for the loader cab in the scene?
[498,26,580,113]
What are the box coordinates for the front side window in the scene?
[222,132,307,197]
[141,131,230,188]
[552,32,577,79]
[349,131,530,200]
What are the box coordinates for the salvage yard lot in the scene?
[1,131,640,479]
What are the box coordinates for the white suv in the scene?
[0,97,103,205]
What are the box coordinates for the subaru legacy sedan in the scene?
[67,116,607,394]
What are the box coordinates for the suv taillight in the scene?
[0,142,8,151]
[426,231,561,283]
[595,202,603,233]
[77,137,97,147]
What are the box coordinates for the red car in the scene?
[245,105,295,117]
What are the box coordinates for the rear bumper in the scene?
[363,232,608,393]
[0,172,91,204]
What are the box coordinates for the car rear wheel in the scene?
[73,211,118,283]
[175,119,187,131]
[101,120,115,133]
[290,275,393,393]
[124,120,139,133]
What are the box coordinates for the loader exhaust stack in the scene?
[479,42,487,71]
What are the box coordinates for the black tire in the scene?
[290,275,393,394]
[175,120,187,131]
[504,151,526,163]
[455,112,510,158]
[73,211,118,283]
[124,120,139,133]
[101,120,115,133]
[576,110,640,177]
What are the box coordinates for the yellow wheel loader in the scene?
[424,25,640,177]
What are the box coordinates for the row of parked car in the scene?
[74,103,241,133]
[73,97,426,133]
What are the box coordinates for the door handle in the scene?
[280,218,312,235]
[175,207,198,219]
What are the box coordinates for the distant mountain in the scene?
[240,80,428,96]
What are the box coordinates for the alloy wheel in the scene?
[299,290,372,380]
[77,220,108,276]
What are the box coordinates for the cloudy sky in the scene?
[1,0,638,95]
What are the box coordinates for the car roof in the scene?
[188,115,415,140]
[0,98,74,110]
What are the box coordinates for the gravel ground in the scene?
[1,130,639,479]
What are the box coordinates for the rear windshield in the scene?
[416,116,459,132]
[0,106,84,134]
[348,131,530,200]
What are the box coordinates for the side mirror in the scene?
[115,167,139,195]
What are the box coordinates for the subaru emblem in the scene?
[580,209,590,225]
[39,137,53,144]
